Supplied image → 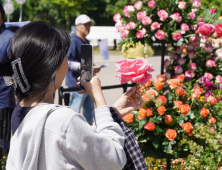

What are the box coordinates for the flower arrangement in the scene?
[113,0,204,51]
[121,73,222,167]
[164,9,222,81]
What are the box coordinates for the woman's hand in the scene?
[77,74,106,108]
[112,86,144,118]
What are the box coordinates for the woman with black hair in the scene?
[1,20,145,170]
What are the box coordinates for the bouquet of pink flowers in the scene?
[113,0,203,50]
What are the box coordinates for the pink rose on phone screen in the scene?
[115,58,155,84]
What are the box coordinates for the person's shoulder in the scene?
[2,29,14,38]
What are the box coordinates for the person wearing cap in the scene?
[0,3,15,156]
[66,14,97,125]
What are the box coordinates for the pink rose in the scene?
[204,72,213,81]
[189,36,198,43]
[210,9,216,14]
[155,29,166,40]
[123,5,135,17]
[125,22,136,30]
[115,58,155,84]
[164,59,171,68]
[192,8,198,13]
[178,1,186,10]
[198,23,215,37]
[206,60,215,67]
[181,23,189,34]
[189,12,196,19]
[165,72,171,79]
[188,51,195,59]
[137,11,146,20]
[199,17,204,22]
[191,24,198,30]
[215,75,222,84]
[148,0,156,8]
[194,45,200,51]
[190,63,197,70]
[187,43,194,51]
[157,10,168,21]
[215,49,222,58]
[176,47,182,54]
[170,13,182,23]
[169,52,179,60]
[204,45,213,52]
[142,16,152,25]
[115,21,124,32]
[178,58,185,65]
[120,30,129,38]
[185,70,195,79]
[172,32,182,41]
[193,1,201,8]
[151,22,160,31]
[136,28,146,38]
[134,1,143,10]
[175,65,183,74]
[113,13,121,22]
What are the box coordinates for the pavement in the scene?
[54,54,167,107]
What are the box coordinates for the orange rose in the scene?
[176,88,186,97]
[179,104,191,116]
[157,95,167,105]
[209,117,216,124]
[154,81,164,90]
[207,96,217,105]
[200,107,210,117]
[181,122,193,133]
[122,113,134,123]
[164,115,173,124]
[143,77,153,87]
[138,108,146,119]
[165,129,177,141]
[157,106,166,115]
[144,122,155,131]
[173,100,183,108]
[142,89,158,101]
[177,74,185,82]
[146,108,153,117]
[193,86,204,94]
[157,75,165,83]
[168,79,180,89]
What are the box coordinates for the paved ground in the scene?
[54,54,167,107]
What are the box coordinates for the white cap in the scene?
[75,14,92,25]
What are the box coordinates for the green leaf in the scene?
[151,36,156,42]
[213,20,222,25]
[162,141,169,145]
[179,120,184,126]
[147,133,154,141]
[139,119,147,130]
[167,143,172,153]
[143,147,155,157]
[154,125,162,135]
[152,138,160,149]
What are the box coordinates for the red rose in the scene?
[144,122,155,131]
[215,24,222,37]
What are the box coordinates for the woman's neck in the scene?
[20,91,54,107]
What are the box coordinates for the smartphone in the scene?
[80,44,93,90]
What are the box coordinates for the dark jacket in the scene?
[0,23,15,108]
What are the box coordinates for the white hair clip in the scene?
[11,58,31,93]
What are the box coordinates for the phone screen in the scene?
[80,45,93,90]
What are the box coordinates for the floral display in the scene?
[113,0,222,169]
[113,0,204,50]
[122,74,222,169]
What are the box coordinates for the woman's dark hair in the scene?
[0,20,70,102]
